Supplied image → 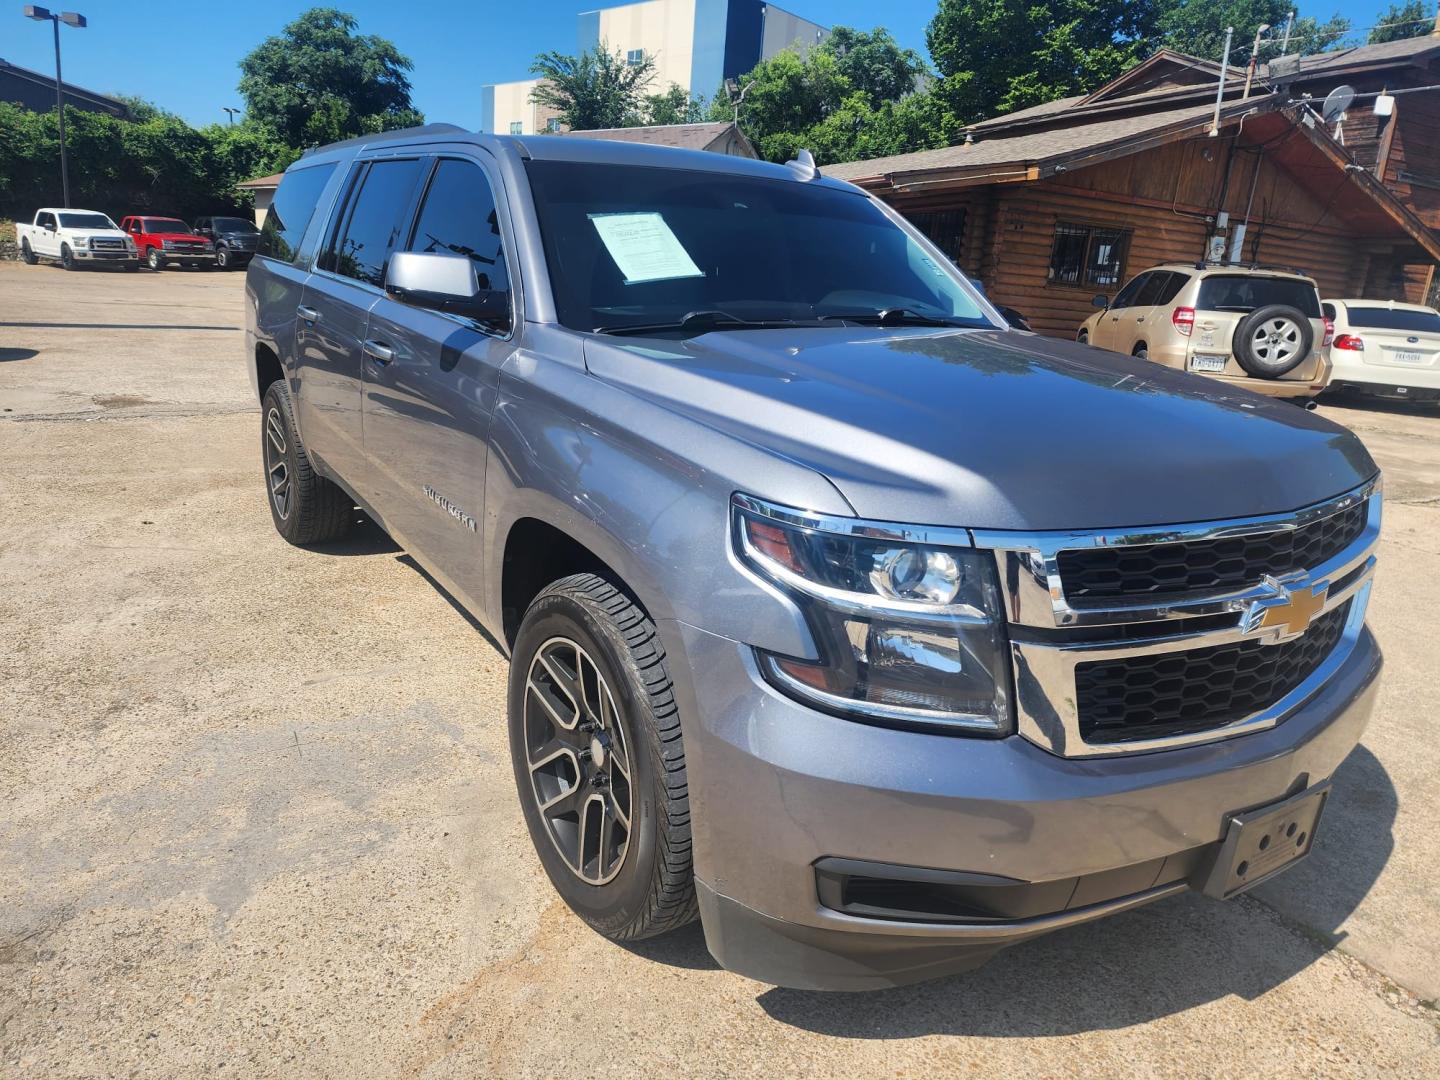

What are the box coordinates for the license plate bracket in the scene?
[1202,783,1329,900]
[1189,354,1228,373]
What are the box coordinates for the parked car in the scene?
[1323,299,1440,406]
[1078,263,1333,400]
[193,215,261,270]
[248,129,1382,991]
[17,208,138,270]
[119,216,216,270]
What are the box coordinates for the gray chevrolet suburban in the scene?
[245,124,1383,991]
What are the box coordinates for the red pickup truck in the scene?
[119,216,216,271]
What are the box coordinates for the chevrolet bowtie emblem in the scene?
[1247,577,1328,638]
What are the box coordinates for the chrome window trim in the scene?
[974,477,1380,629]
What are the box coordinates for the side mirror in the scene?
[43,221,56,231]
[1091,294,1109,309]
[385,251,509,328]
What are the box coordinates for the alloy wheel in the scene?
[522,636,633,885]
[1252,317,1301,366]
[265,406,291,520]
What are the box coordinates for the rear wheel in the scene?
[20,239,37,265]
[508,573,695,941]
[260,380,354,545]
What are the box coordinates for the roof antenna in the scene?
[786,148,820,179]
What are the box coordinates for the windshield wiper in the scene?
[818,308,972,328]
[594,310,817,335]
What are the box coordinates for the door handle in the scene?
[296,305,320,321]
[363,339,395,365]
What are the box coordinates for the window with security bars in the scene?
[907,209,967,265]
[1048,222,1130,288]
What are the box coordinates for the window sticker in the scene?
[588,212,704,285]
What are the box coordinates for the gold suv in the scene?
[1077,263,1333,399]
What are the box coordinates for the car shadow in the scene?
[619,746,1395,1035]
[0,348,38,362]
[395,553,508,656]
[1320,393,1439,419]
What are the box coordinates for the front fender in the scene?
[483,343,846,660]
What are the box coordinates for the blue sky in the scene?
[0,0,1414,130]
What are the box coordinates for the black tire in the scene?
[260,380,354,545]
[20,239,37,265]
[60,244,77,271]
[1133,344,1149,361]
[216,245,231,270]
[508,573,695,941]
[146,248,164,271]
[1232,304,1312,378]
[1077,330,1089,345]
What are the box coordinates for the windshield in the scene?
[1344,306,1440,333]
[144,218,192,234]
[212,216,259,233]
[1195,275,1321,318]
[58,212,116,230]
[524,161,995,334]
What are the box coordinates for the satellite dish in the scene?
[1321,85,1356,123]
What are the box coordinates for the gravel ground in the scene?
[1,262,1438,1077]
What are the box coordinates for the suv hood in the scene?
[583,327,1376,531]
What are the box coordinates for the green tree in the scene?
[530,44,656,129]
[927,0,1161,125]
[238,8,423,148]
[643,83,705,125]
[1156,1,1351,61]
[820,27,928,108]
[1369,1,1430,43]
[1289,13,1353,53]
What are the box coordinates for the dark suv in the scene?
[193,215,261,270]
[245,125,1382,991]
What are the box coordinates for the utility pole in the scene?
[1244,23,1270,98]
[1210,26,1234,136]
[23,7,87,209]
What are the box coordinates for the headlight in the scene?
[73,236,89,248]
[162,239,175,249]
[732,495,1011,734]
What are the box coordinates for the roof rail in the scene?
[1193,260,1309,276]
[299,122,469,157]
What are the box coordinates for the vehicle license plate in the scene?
[1391,349,1425,365]
[1203,784,1328,900]
[1189,354,1228,373]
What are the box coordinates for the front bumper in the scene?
[670,619,1382,990]
[73,248,138,263]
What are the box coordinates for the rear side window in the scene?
[324,158,426,286]
[1155,272,1189,304]
[1195,275,1321,318]
[407,159,511,297]
[1135,272,1173,307]
[1343,306,1440,333]
[258,162,338,264]
[1109,272,1150,310]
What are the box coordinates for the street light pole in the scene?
[23,6,87,209]
[222,107,241,126]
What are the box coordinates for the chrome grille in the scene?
[1075,600,1351,744]
[974,479,1380,757]
[1058,501,1367,603]
[91,238,125,250]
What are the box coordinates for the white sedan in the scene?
[1323,299,1440,406]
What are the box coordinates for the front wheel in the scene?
[60,244,77,271]
[146,248,164,271]
[20,239,38,265]
[508,573,696,941]
[216,246,231,270]
[1133,344,1150,361]
[1077,330,1089,345]
[260,380,354,545]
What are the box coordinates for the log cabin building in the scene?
[828,36,1440,339]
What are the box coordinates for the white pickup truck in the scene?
[17,208,139,271]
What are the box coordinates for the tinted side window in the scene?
[407,159,511,297]
[1135,272,1172,307]
[1156,272,1189,305]
[37,212,55,228]
[329,158,425,286]
[1110,273,1150,310]
[258,162,338,264]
